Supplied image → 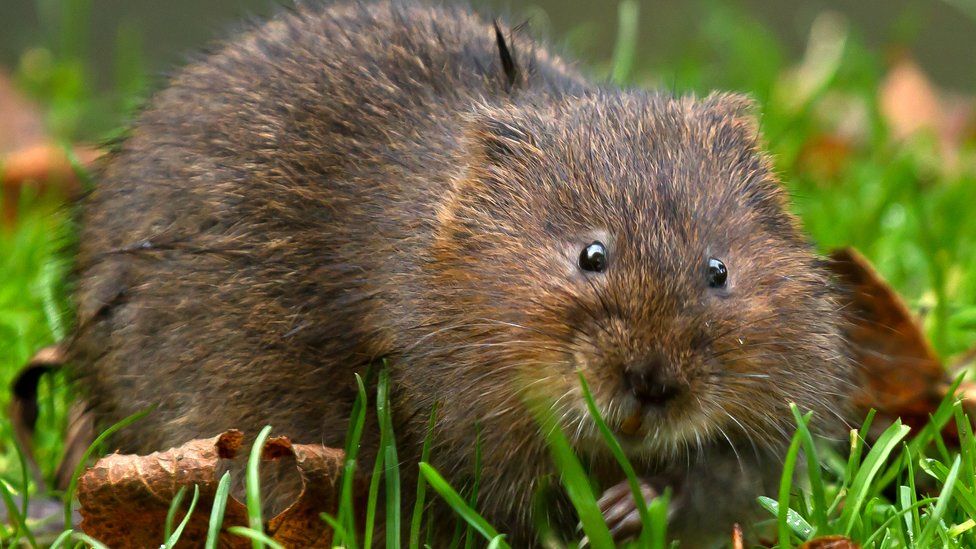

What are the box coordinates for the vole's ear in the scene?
[493,20,520,91]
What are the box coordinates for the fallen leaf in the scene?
[878,55,976,168]
[879,57,943,142]
[828,248,973,434]
[0,71,46,155]
[799,535,861,549]
[2,142,101,190]
[1,142,103,225]
[0,69,103,224]
[78,430,250,547]
[263,437,343,546]
[77,430,344,548]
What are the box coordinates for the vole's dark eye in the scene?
[579,241,608,273]
[707,257,728,288]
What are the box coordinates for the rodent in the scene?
[69,1,853,545]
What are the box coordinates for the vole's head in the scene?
[421,91,850,461]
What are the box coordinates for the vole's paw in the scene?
[597,478,666,543]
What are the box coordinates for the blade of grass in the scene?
[790,404,827,532]
[1,420,34,542]
[418,462,508,548]
[529,396,614,548]
[64,408,151,529]
[320,512,348,542]
[948,519,975,538]
[464,424,483,549]
[578,372,656,545]
[0,478,38,548]
[246,425,273,549]
[841,419,911,535]
[917,458,976,515]
[205,471,232,549]
[953,402,975,485]
[163,485,187,541]
[777,425,806,547]
[758,496,814,540]
[227,526,285,549]
[164,484,200,548]
[338,373,368,549]
[486,534,507,548]
[878,376,963,490]
[70,532,111,549]
[844,408,875,491]
[50,529,73,549]
[63,142,95,192]
[377,367,401,548]
[862,496,938,547]
[449,505,465,548]
[610,0,639,84]
[646,489,669,549]
[425,499,435,548]
[409,403,439,549]
[916,455,962,547]
[906,451,921,545]
[363,402,384,548]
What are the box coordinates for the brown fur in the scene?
[70,1,852,545]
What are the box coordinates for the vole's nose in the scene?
[625,354,682,407]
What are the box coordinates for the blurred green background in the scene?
[2,0,976,91]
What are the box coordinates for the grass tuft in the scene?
[245,425,273,549]
[205,471,232,549]
[418,462,508,548]
[163,484,200,548]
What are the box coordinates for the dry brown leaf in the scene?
[1,143,103,225]
[828,248,946,426]
[879,57,943,142]
[799,535,861,549]
[828,248,952,431]
[0,71,46,155]
[878,56,976,167]
[78,430,344,548]
[263,437,343,546]
[78,430,250,547]
[0,69,103,224]
[827,247,976,440]
[2,143,101,189]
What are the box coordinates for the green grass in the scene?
[205,471,232,549]
[2,0,976,547]
[757,396,976,547]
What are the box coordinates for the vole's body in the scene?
[72,1,851,545]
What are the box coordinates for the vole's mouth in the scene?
[586,395,718,455]
[606,404,663,441]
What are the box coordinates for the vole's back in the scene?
[72,2,583,452]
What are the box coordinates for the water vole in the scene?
[70,1,852,544]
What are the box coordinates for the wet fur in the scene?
[71,1,853,545]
